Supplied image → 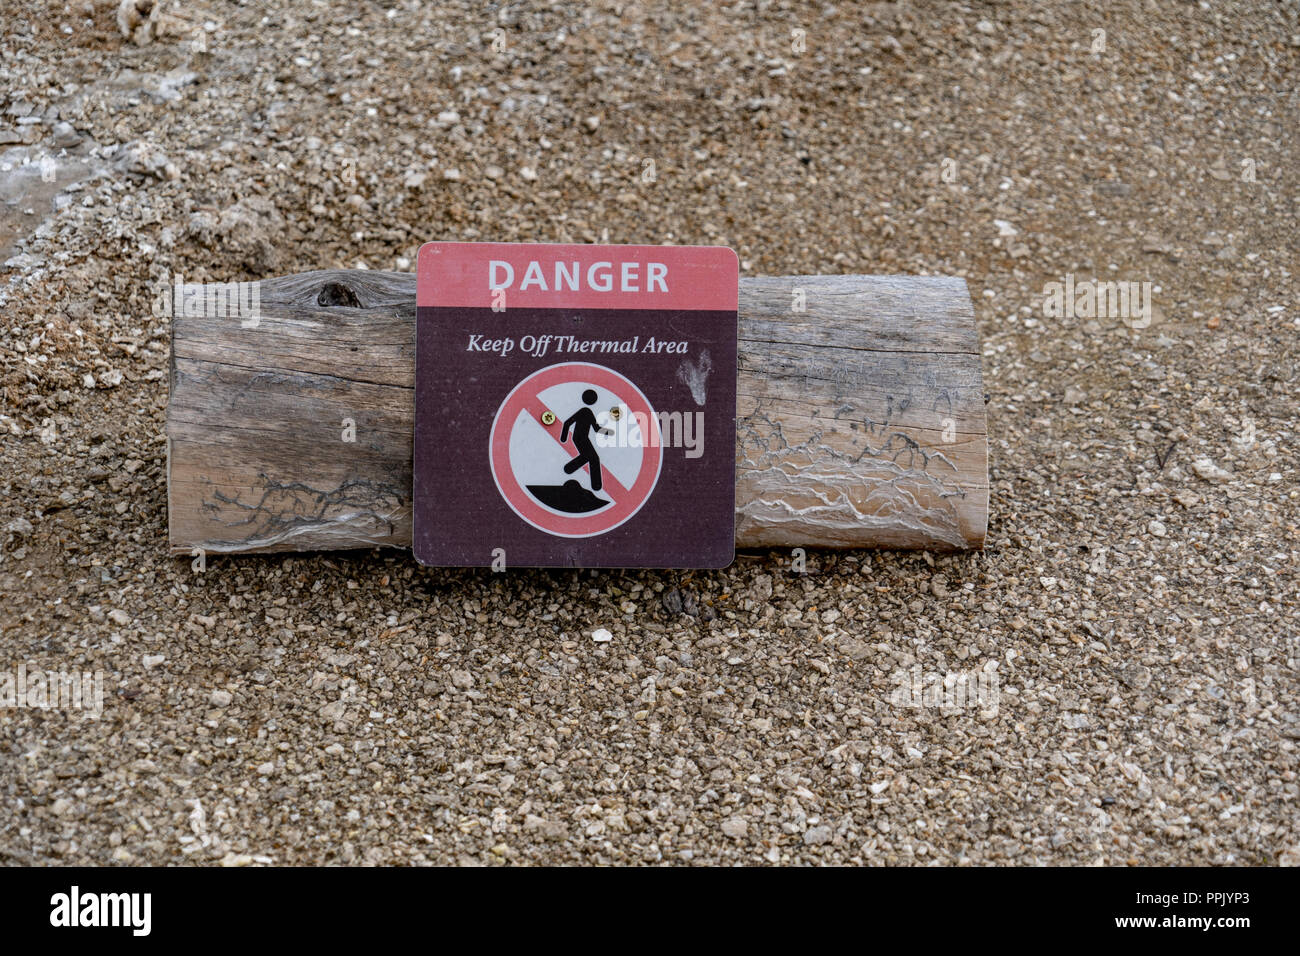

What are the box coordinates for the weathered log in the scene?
[167,270,987,555]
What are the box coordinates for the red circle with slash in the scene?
[489,363,662,538]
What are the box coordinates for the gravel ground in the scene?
[1,1,1297,865]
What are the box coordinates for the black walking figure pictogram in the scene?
[560,389,615,491]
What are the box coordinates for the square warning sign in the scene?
[413,242,738,569]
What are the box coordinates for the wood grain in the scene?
[167,271,987,555]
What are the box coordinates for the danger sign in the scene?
[413,242,737,569]
[490,363,662,538]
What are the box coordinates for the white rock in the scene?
[1148,520,1167,537]
[142,654,165,669]
[5,517,33,536]
[319,700,347,721]
[1191,458,1233,482]
[721,817,748,838]
[210,689,233,707]
[119,141,176,180]
[803,825,833,845]
[51,122,81,149]
[591,627,613,643]
[117,0,159,46]
[107,608,130,625]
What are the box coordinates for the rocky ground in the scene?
[0,0,1296,865]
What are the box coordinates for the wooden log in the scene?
[167,270,987,555]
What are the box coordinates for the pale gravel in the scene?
[0,0,1296,865]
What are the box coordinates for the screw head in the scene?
[541,410,556,426]
[609,406,622,421]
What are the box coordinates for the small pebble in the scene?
[1191,458,1233,482]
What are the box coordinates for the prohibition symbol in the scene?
[489,362,663,538]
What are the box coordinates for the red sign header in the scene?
[418,242,738,311]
